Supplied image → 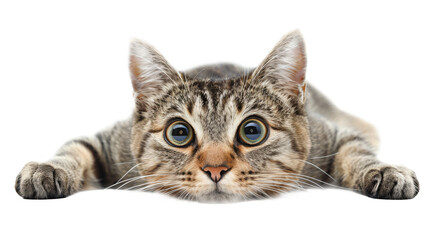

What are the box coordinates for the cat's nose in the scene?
[202,165,230,183]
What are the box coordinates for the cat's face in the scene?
[129,31,311,201]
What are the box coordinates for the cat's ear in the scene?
[129,39,181,102]
[252,30,307,102]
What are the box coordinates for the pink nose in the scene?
[202,165,230,182]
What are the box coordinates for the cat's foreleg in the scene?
[15,137,108,199]
[331,130,419,199]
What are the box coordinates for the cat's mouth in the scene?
[195,183,241,202]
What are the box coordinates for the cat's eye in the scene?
[237,117,268,146]
[164,120,194,147]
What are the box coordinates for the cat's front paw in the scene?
[358,165,419,199]
[15,162,76,199]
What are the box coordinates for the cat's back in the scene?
[184,63,249,80]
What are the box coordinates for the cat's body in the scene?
[15,31,419,201]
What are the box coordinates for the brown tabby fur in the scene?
[15,31,419,201]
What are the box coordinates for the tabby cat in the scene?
[15,31,419,201]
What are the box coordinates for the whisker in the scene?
[291,178,323,189]
[294,159,337,182]
[258,185,292,194]
[256,172,356,190]
[254,173,322,189]
[108,176,146,189]
[125,180,164,191]
[108,163,144,188]
[137,182,169,192]
[113,161,138,165]
[158,184,187,195]
[308,152,339,160]
[252,183,296,196]
[112,173,173,190]
[124,177,173,191]
[278,177,320,189]
[256,179,305,190]
[125,182,151,191]
[182,189,194,200]
[260,175,323,189]
[177,187,190,199]
[285,173,347,189]
[249,185,272,199]
[246,187,265,200]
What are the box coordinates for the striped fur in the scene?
[15,31,419,201]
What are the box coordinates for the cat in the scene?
[15,30,419,201]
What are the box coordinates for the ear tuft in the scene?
[252,30,307,101]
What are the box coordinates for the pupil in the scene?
[171,124,189,142]
[244,122,261,141]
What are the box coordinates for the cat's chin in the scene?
[195,190,243,203]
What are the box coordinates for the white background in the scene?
[1,1,428,239]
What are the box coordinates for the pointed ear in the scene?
[252,30,307,102]
[129,39,181,104]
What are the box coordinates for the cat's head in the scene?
[129,30,310,201]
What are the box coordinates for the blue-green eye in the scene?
[238,118,268,146]
[165,120,194,147]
